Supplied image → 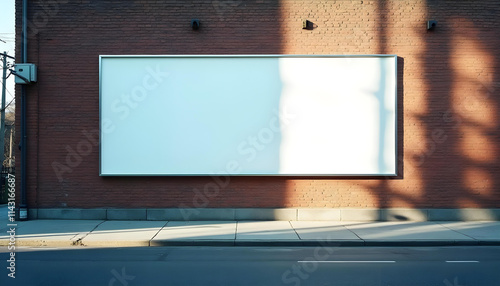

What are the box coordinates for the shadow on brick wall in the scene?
[368,0,500,218]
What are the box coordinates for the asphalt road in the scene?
[1,246,499,286]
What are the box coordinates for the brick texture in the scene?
[15,0,500,209]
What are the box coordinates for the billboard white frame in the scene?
[99,55,398,176]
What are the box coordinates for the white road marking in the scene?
[298,260,481,263]
[298,261,396,263]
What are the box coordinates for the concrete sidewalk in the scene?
[0,219,499,247]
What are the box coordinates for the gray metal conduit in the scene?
[19,0,28,220]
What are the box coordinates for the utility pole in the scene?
[8,125,13,168]
[1,52,15,171]
[1,51,8,171]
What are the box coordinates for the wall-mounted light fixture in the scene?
[303,19,314,30]
[191,19,200,30]
[427,20,437,30]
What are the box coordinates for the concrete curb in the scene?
[3,239,500,247]
[0,239,81,247]
[150,240,235,247]
[362,240,483,247]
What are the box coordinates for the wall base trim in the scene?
[28,208,500,221]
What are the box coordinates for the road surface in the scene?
[1,246,499,285]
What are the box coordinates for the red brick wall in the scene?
[15,0,500,209]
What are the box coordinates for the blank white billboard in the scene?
[99,55,397,176]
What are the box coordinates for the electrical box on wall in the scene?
[14,63,37,84]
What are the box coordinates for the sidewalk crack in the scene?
[234,221,238,241]
[72,220,106,246]
[342,224,364,241]
[288,221,301,240]
[436,222,478,241]
[149,221,169,246]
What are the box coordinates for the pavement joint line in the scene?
[445,261,479,263]
[288,220,301,240]
[436,222,478,241]
[342,223,363,241]
[234,221,238,240]
[149,221,169,246]
[73,220,106,246]
[69,232,80,241]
